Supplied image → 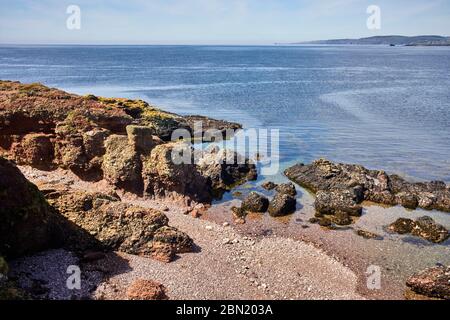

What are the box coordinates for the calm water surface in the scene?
[1,45,449,182]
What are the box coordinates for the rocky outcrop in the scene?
[268,193,297,217]
[388,216,449,243]
[126,279,168,300]
[241,192,269,213]
[0,157,61,258]
[285,159,450,219]
[1,81,253,201]
[406,266,450,300]
[42,186,194,262]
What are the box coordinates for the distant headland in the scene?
[281,35,450,46]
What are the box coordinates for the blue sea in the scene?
[1,45,449,182]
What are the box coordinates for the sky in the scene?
[0,0,449,44]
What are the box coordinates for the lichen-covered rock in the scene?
[143,143,213,203]
[126,279,168,300]
[1,81,246,197]
[126,125,156,154]
[153,226,194,254]
[285,159,450,217]
[406,266,450,300]
[241,192,269,213]
[43,186,194,261]
[102,135,143,193]
[197,147,257,197]
[275,183,297,197]
[143,144,256,203]
[315,188,363,217]
[411,216,449,244]
[0,157,61,258]
[268,193,297,217]
[389,216,449,243]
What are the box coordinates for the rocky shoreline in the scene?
[1,81,449,300]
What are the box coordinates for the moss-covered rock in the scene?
[0,157,61,258]
[102,135,143,193]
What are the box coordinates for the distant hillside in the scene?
[291,35,450,46]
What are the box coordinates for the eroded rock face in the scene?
[143,144,257,203]
[54,111,111,181]
[241,192,269,213]
[268,193,297,217]
[0,157,61,258]
[102,135,143,193]
[9,133,55,170]
[388,216,449,243]
[285,159,450,215]
[406,266,450,300]
[143,143,213,203]
[42,186,194,262]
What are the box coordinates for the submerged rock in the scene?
[275,182,297,197]
[261,181,277,190]
[406,265,450,300]
[389,216,449,243]
[355,230,383,240]
[411,216,449,244]
[241,192,269,213]
[268,193,297,217]
[388,218,415,234]
[330,211,352,226]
